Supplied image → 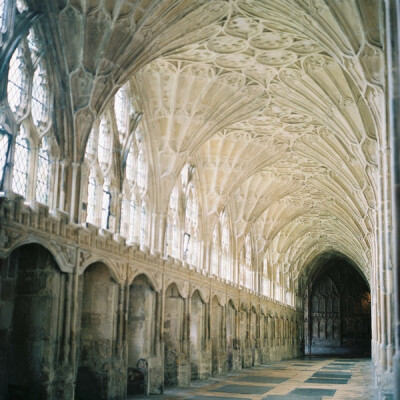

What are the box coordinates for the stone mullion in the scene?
[51,158,60,210]
[69,161,80,223]
[58,159,68,211]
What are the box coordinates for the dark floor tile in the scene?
[212,384,273,395]
[313,372,351,379]
[305,377,348,384]
[291,388,336,396]
[322,366,352,371]
[236,375,289,384]
[330,362,354,367]
[292,364,312,367]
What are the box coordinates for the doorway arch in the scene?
[304,255,371,356]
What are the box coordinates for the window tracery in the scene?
[12,127,30,198]
[4,20,55,206]
[0,128,11,189]
[83,82,147,241]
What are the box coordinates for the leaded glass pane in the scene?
[125,144,135,182]
[101,186,111,229]
[31,62,49,128]
[120,197,129,237]
[85,128,95,159]
[129,200,136,241]
[137,146,146,189]
[0,0,7,33]
[7,45,28,114]
[35,138,50,204]
[114,86,127,134]
[12,132,29,198]
[87,174,96,224]
[98,118,110,167]
[0,130,11,188]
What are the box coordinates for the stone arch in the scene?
[2,236,75,273]
[79,257,123,284]
[1,243,68,398]
[304,254,371,356]
[189,286,209,304]
[129,270,160,292]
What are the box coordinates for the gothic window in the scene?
[116,83,145,243]
[5,23,55,206]
[12,127,30,197]
[35,137,50,204]
[85,114,116,230]
[0,0,7,34]
[7,42,28,115]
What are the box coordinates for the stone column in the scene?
[386,1,400,397]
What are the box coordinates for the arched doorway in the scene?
[1,244,65,399]
[305,257,371,355]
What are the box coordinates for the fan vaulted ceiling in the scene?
[40,0,383,281]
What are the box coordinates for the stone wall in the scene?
[0,195,302,399]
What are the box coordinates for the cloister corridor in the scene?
[1,0,400,399]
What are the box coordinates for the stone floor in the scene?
[129,357,378,400]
